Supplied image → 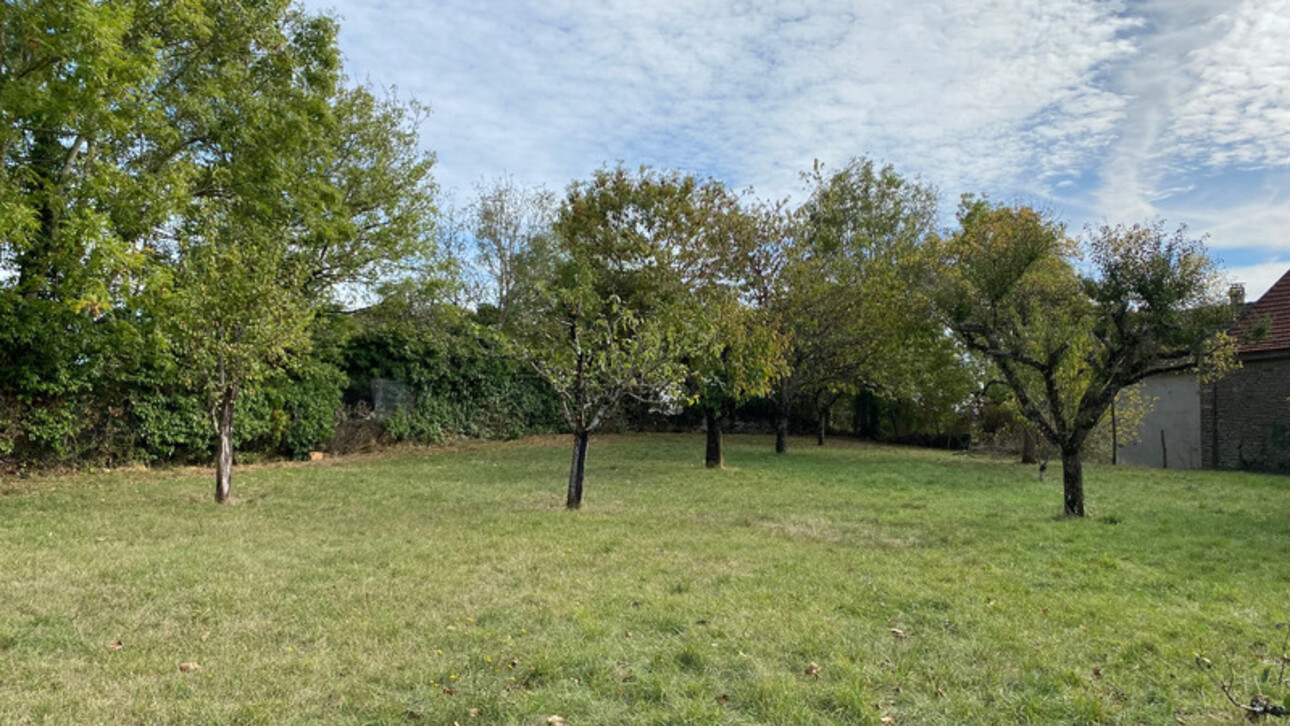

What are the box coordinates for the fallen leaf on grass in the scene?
[441,687,454,696]
[547,717,567,726]
[178,662,201,673]
[107,640,124,650]
[889,628,906,638]
[468,707,481,718]
[881,716,895,724]
[1092,668,1102,677]
[715,694,729,704]
[805,662,820,679]
[403,711,422,721]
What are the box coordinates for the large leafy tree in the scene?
[932,199,1236,516]
[509,167,716,509]
[0,0,434,495]
[684,196,790,468]
[165,19,433,503]
[0,0,206,459]
[778,158,939,450]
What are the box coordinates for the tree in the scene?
[719,199,797,454]
[168,217,313,502]
[0,0,209,460]
[471,176,557,328]
[778,158,939,451]
[932,199,1236,516]
[671,193,790,468]
[158,6,435,503]
[509,167,714,509]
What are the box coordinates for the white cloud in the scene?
[1223,260,1290,301]
[1094,0,1290,233]
[307,0,1290,273]
[1166,0,1290,168]
[312,0,1136,201]
[1175,182,1290,251]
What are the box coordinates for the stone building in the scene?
[1201,270,1290,473]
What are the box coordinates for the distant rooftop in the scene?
[1232,268,1290,354]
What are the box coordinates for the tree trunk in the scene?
[1020,427,1037,464]
[816,408,826,446]
[704,408,723,469]
[566,430,589,510]
[859,391,880,440]
[1060,446,1084,517]
[775,383,789,454]
[214,387,236,504]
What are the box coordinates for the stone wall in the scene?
[1201,353,1290,473]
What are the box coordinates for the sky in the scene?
[301,0,1290,298]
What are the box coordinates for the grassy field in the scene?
[1,434,1288,725]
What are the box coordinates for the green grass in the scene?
[2,434,1288,725]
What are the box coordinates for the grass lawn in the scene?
[1,434,1288,724]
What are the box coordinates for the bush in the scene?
[340,324,562,445]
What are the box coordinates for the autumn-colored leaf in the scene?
[178,661,201,672]
[805,661,820,679]
[889,628,906,638]
[547,717,567,726]
[107,640,124,650]
[468,707,481,718]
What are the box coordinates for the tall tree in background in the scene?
[778,158,939,451]
[932,199,1237,516]
[510,167,715,509]
[686,196,790,468]
[471,176,556,328]
[724,199,798,454]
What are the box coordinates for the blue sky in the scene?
[301,0,1290,297]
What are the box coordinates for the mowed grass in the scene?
[2,435,1288,725]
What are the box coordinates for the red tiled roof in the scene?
[1233,268,1290,354]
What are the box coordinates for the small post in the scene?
[1110,398,1118,465]
[1160,429,1167,469]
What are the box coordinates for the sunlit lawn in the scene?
[2,434,1288,724]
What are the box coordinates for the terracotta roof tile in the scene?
[1232,268,1290,354]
